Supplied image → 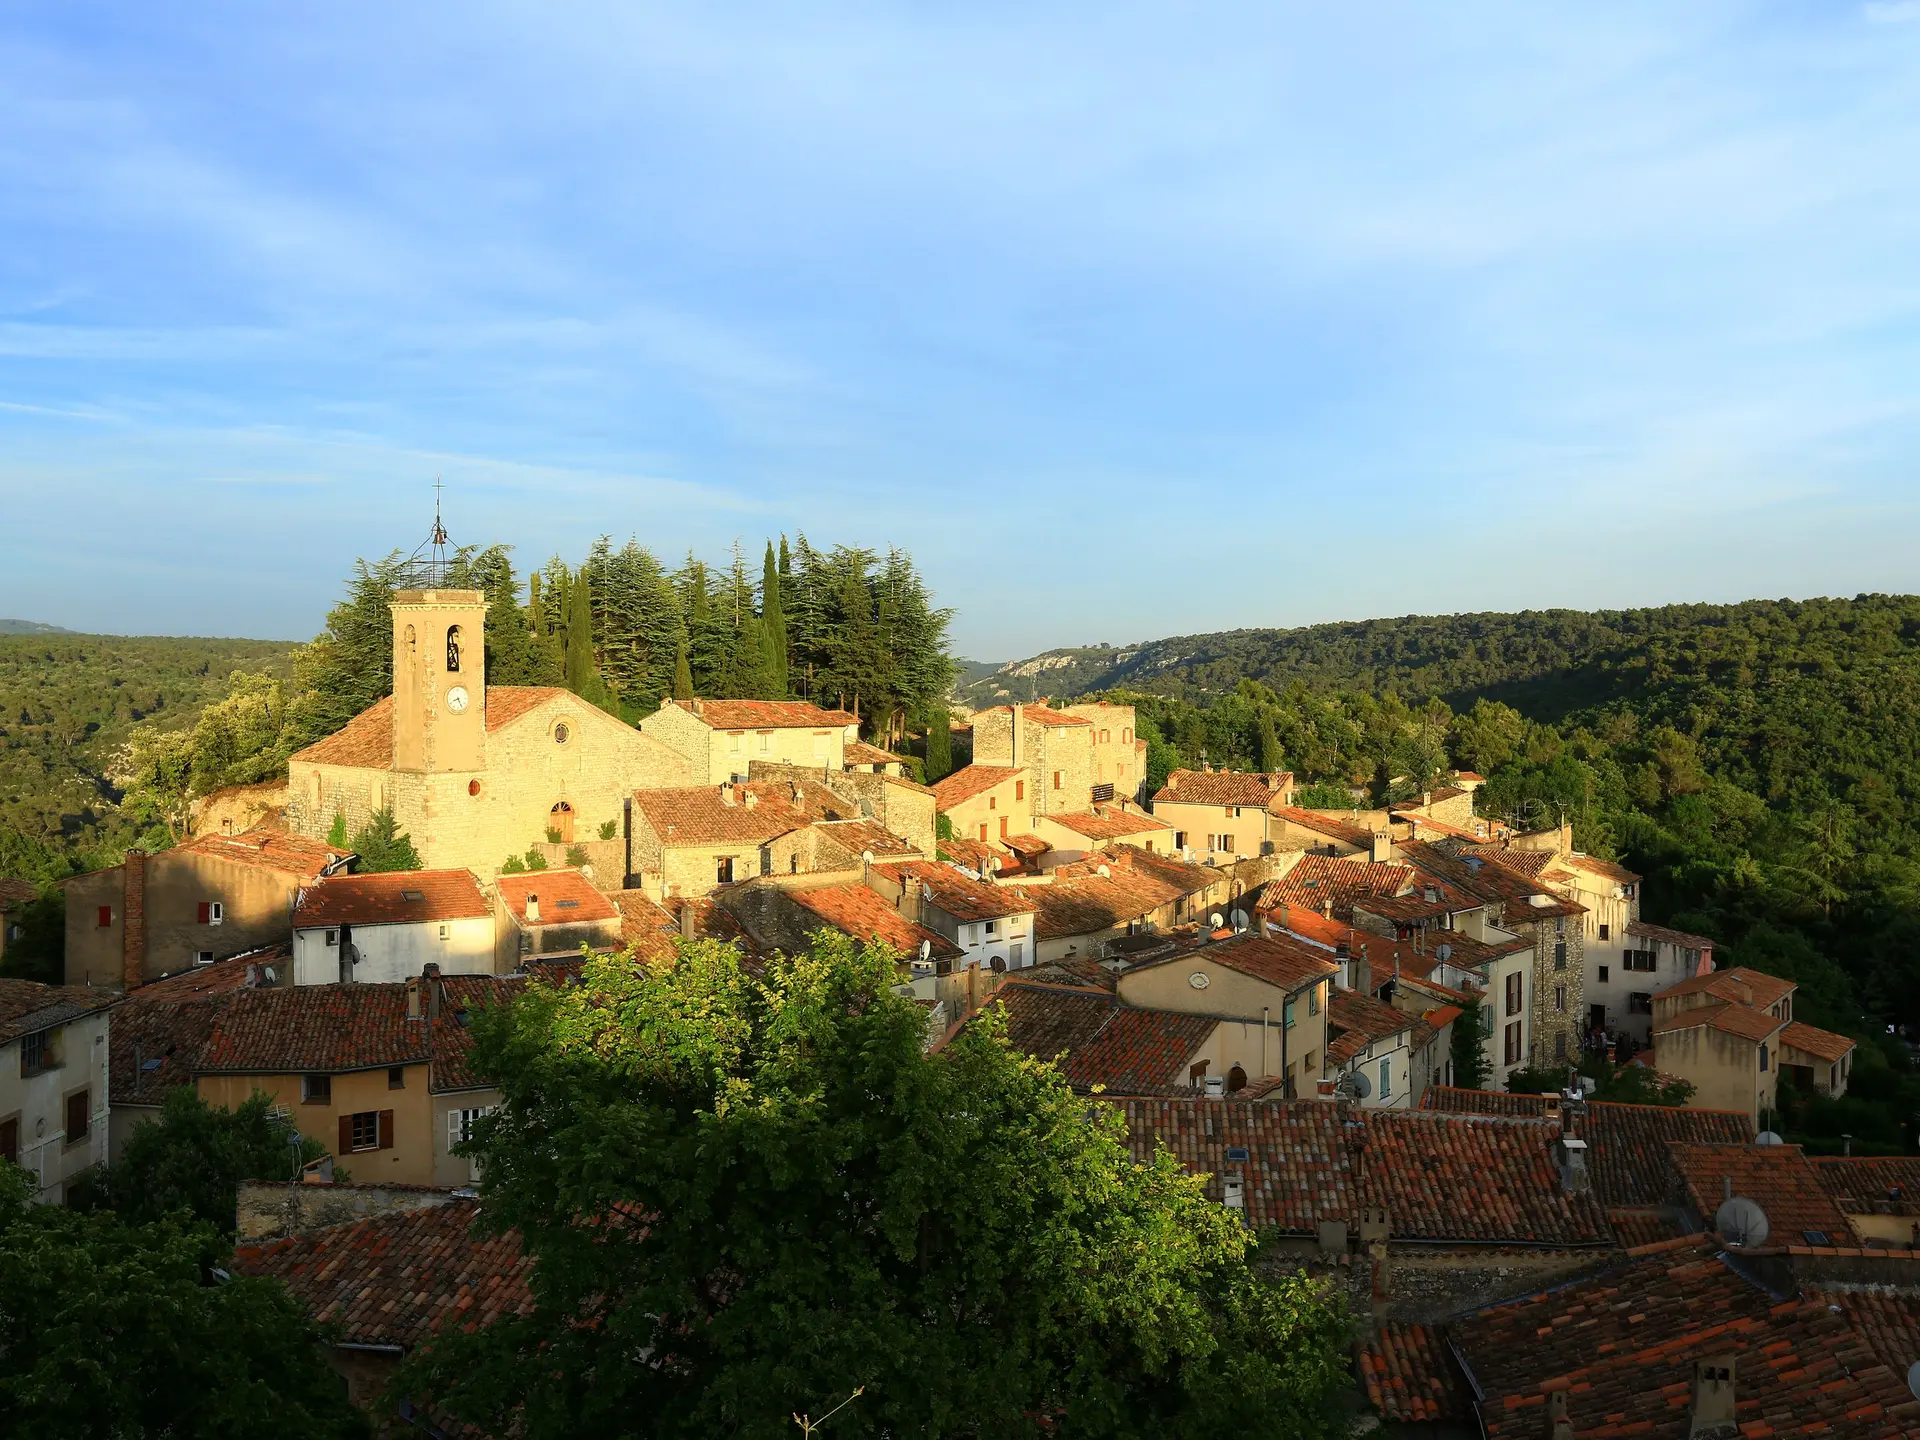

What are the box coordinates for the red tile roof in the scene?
[1810,1156,1920,1218]
[1453,1238,1920,1438]
[976,703,1090,727]
[1606,1208,1687,1248]
[1356,1322,1470,1425]
[1255,853,1414,919]
[291,688,570,768]
[671,698,857,730]
[1325,988,1417,1066]
[1652,998,1787,1044]
[1190,931,1341,994]
[785,882,963,962]
[1152,769,1291,808]
[1269,807,1375,849]
[868,861,1036,922]
[1626,917,1718,949]
[1567,852,1642,885]
[1420,1086,1547,1117]
[630,782,823,846]
[0,877,39,909]
[843,740,905,767]
[495,868,618,926]
[1115,1097,1351,1232]
[984,982,1217,1094]
[428,976,523,1092]
[199,983,432,1074]
[1669,1142,1855,1242]
[810,818,920,864]
[232,1200,533,1349]
[1780,1020,1855,1063]
[1042,807,1172,840]
[176,828,343,878]
[1005,871,1174,942]
[111,989,227,1106]
[610,894,762,972]
[1656,964,1792,1010]
[0,978,117,1047]
[929,764,1025,810]
[293,869,491,928]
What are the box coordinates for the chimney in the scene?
[1351,944,1371,997]
[1689,1357,1736,1438]
[1544,1389,1576,1440]
[406,976,422,1020]
[1370,831,1394,864]
[679,902,697,939]
[423,962,443,1021]
[525,893,540,925]
[1010,703,1023,767]
[690,697,704,716]
[719,782,736,806]
[1555,1135,1590,1196]
[743,789,759,809]
[121,848,148,990]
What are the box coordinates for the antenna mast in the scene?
[403,479,453,587]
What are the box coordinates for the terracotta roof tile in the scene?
[111,990,227,1106]
[1813,1287,1920,1386]
[809,818,920,864]
[975,703,1091,727]
[0,877,41,909]
[1606,1207,1688,1248]
[1132,931,1339,995]
[1356,1322,1471,1424]
[293,869,491,928]
[1626,917,1719,949]
[175,828,342,878]
[1810,1156,1920,1218]
[1652,998,1788,1044]
[1568,852,1642,884]
[1454,1238,1920,1438]
[867,861,1036,922]
[984,983,1215,1093]
[291,687,570,768]
[1043,807,1172,840]
[631,781,843,847]
[1269,807,1376,848]
[670,698,857,730]
[1325,988,1417,1065]
[785,882,963,962]
[1657,964,1791,1009]
[495,868,618,926]
[1254,853,1415,919]
[929,764,1025,810]
[232,1200,533,1349]
[1152,769,1291,808]
[0,978,117,1047]
[428,976,522,1092]
[1004,871,1174,942]
[1669,1142,1856,1242]
[1780,1020,1856,1063]
[843,740,906,767]
[199,983,432,1074]
[1114,1097,1351,1232]
[1420,1086,1549,1118]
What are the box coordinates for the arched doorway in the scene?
[550,801,574,844]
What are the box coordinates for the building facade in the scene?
[0,980,115,1203]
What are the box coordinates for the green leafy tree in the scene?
[0,1162,365,1439]
[398,934,1351,1439]
[0,886,65,984]
[326,813,349,849]
[348,809,422,873]
[285,554,405,752]
[120,726,196,844]
[923,705,953,784]
[1588,1065,1695,1107]
[86,1088,325,1237]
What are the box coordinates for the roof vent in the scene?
[1203,1076,1226,1098]
[1528,892,1553,908]
[1222,1176,1245,1211]
[401,889,426,902]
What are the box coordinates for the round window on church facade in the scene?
[469,779,482,797]
[553,721,572,746]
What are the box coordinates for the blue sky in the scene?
[2,3,1918,658]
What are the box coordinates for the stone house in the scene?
[866,859,1039,972]
[64,829,347,990]
[493,868,622,968]
[0,979,117,1203]
[843,740,909,776]
[747,759,938,860]
[969,704,1093,816]
[641,696,859,785]
[290,870,495,986]
[1651,966,1853,1122]
[626,778,871,900]
[1004,848,1230,965]
[1607,918,1717,1044]
[1029,804,1175,864]
[930,764,1031,848]
[1149,769,1296,861]
[285,588,688,880]
[1057,701,1141,803]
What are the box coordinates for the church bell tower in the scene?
[390,498,487,775]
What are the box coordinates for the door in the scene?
[1588,1003,1606,1031]
[550,802,574,844]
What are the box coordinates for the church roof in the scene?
[289,688,571,769]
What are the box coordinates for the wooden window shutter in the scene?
[97,906,112,928]
[197,901,211,924]
[338,1114,353,1156]
[378,1110,395,1150]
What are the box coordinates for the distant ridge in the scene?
[0,618,72,635]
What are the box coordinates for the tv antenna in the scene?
[403,479,453,587]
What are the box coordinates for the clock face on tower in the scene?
[445,685,470,714]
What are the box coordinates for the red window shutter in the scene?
[338,1115,353,1156]
[98,906,112,928]
[999,817,1008,838]
[378,1110,394,1150]
[196,901,211,924]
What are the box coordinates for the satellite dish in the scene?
[1210,911,1225,929]
[1434,943,1451,963]
[1715,1196,1770,1248]
[1907,1360,1920,1402]
[861,850,875,865]
[1336,1071,1372,1100]
[1230,908,1250,931]
[919,939,932,962]
[1756,1130,1785,1146]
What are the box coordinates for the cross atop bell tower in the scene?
[390,492,486,774]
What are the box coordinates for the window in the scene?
[448,1105,497,1149]
[340,1110,394,1155]
[1174,831,1186,850]
[1124,728,1132,744]
[19,1029,54,1077]
[758,732,772,753]
[325,929,339,948]
[65,1088,89,1145]
[1553,942,1567,970]
[1504,1021,1522,1066]
[1598,923,1610,941]
[728,732,743,754]
[0,1116,15,1167]
[985,919,998,937]
[388,1066,406,1090]
[716,856,735,885]
[1231,806,1242,819]
[1283,1000,1296,1028]
[1379,1059,1391,1101]
[988,795,996,811]
[437,923,450,941]
[1597,964,1608,984]
[1009,943,1023,967]
[978,823,989,842]
[302,1074,332,1104]
[1014,780,1025,801]
[97,906,112,928]
[1555,917,1566,936]
[1052,771,1062,790]
[445,625,462,673]
[1759,1045,1769,1072]
[1553,1031,1567,1061]
[553,722,571,746]
[194,951,214,966]
[1505,971,1523,1018]
[197,901,224,925]
[1624,949,1657,972]
[1554,985,1566,1012]
[1308,985,1320,1016]
[1628,992,1653,1015]
[1219,834,1235,853]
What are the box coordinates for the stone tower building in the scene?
[389,588,489,776]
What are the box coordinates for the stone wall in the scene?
[235,1177,459,1242]
[1519,916,1586,1068]
[745,760,936,858]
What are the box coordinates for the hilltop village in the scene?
[5,579,1918,1436]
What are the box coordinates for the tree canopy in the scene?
[398,933,1350,1439]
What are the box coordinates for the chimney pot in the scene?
[526,893,540,924]
[121,848,149,991]
[406,977,422,1020]
[1689,1356,1737,1437]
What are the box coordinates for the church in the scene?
[285,586,689,878]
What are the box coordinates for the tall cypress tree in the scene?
[673,641,693,702]
[761,541,789,697]
[1258,713,1283,774]
[924,704,953,784]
